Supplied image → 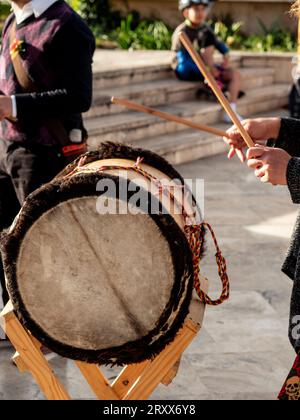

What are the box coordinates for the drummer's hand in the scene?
[223,117,281,162]
[0,96,13,120]
[247,145,291,186]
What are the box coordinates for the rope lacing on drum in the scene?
[184,223,230,306]
[69,155,230,306]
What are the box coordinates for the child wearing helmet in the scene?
[172,0,243,122]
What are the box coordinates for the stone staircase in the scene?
[84,51,291,164]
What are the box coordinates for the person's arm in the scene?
[223,117,280,161]
[271,118,300,157]
[171,27,181,52]
[214,39,230,68]
[286,157,300,203]
[224,116,300,202]
[200,26,223,77]
[205,25,231,68]
[269,119,300,204]
[265,119,300,202]
[203,25,230,57]
[201,45,219,75]
[214,38,230,56]
[172,23,187,52]
[14,15,95,118]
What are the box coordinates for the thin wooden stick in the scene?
[111,96,228,138]
[179,31,255,148]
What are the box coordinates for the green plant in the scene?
[68,0,109,24]
[109,14,172,50]
[0,4,10,19]
[67,0,120,30]
[210,15,244,49]
[210,15,296,52]
[0,3,10,33]
[252,18,296,52]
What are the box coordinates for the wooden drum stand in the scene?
[0,281,207,401]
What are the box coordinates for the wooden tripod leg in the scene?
[0,301,71,400]
[124,320,199,400]
[112,298,205,400]
[13,333,43,372]
[112,360,151,399]
[161,356,182,386]
[161,292,207,387]
[76,361,120,400]
[12,351,28,373]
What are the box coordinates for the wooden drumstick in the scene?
[111,96,229,138]
[179,31,255,148]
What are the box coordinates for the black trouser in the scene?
[0,138,65,307]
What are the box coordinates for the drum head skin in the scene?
[0,143,203,365]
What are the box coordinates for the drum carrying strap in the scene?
[9,20,87,158]
[66,155,230,306]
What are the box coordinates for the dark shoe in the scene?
[196,86,216,101]
[238,90,246,99]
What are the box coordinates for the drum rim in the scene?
[57,142,189,187]
[1,172,194,365]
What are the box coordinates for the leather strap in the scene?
[9,21,35,91]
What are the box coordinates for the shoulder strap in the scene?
[9,20,36,92]
[8,19,71,147]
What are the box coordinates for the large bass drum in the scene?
[1,142,204,365]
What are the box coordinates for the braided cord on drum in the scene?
[68,156,230,306]
[184,224,230,306]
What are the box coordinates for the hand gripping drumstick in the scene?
[179,31,255,148]
[111,96,229,138]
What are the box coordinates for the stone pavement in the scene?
[0,148,297,400]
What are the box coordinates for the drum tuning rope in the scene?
[184,223,230,306]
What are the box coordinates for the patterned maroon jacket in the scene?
[0,0,95,146]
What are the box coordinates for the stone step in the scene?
[93,64,172,91]
[92,50,174,90]
[87,67,275,119]
[240,67,275,89]
[86,101,221,147]
[134,108,290,166]
[92,49,242,89]
[88,77,196,118]
[136,123,229,165]
[237,82,290,116]
[86,83,290,149]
